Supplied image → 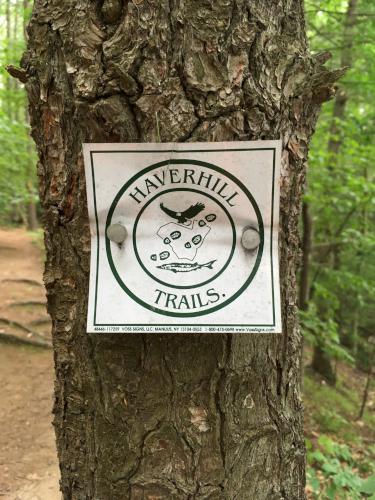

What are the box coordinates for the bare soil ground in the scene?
[0,228,60,500]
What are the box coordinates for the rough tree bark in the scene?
[23,1,342,498]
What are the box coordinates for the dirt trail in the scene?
[0,228,60,500]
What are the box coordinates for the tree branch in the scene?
[6,64,28,83]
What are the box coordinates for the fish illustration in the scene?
[157,260,217,273]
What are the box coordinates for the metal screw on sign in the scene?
[241,226,260,251]
[107,223,127,245]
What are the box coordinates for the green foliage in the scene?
[0,0,38,225]
[314,409,350,435]
[304,373,359,438]
[307,435,375,499]
[300,305,354,364]
[304,360,375,499]
[361,476,375,497]
[304,0,375,374]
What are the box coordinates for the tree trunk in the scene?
[357,331,374,422]
[311,345,336,386]
[299,201,313,311]
[358,365,372,421]
[326,0,358,160]
[311,0,358,382]
[23,1,341,498]
[26,199,38,230]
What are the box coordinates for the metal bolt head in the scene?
[107,223,127,244]
[241,226,260,251]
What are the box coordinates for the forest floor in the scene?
[0,227,373,499]
[0,228,60,500]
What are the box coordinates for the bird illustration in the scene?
[160,202,205,224]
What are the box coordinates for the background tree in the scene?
[301,0,375,384]
[0,0,38,228]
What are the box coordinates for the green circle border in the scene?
[133,187,236,289]
[106,158,264,318]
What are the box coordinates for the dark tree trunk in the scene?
[23,1,341,498]
[26,199,38,230]
[358,367,372,421]
[311,345,336,386]
[358,338,374,420]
